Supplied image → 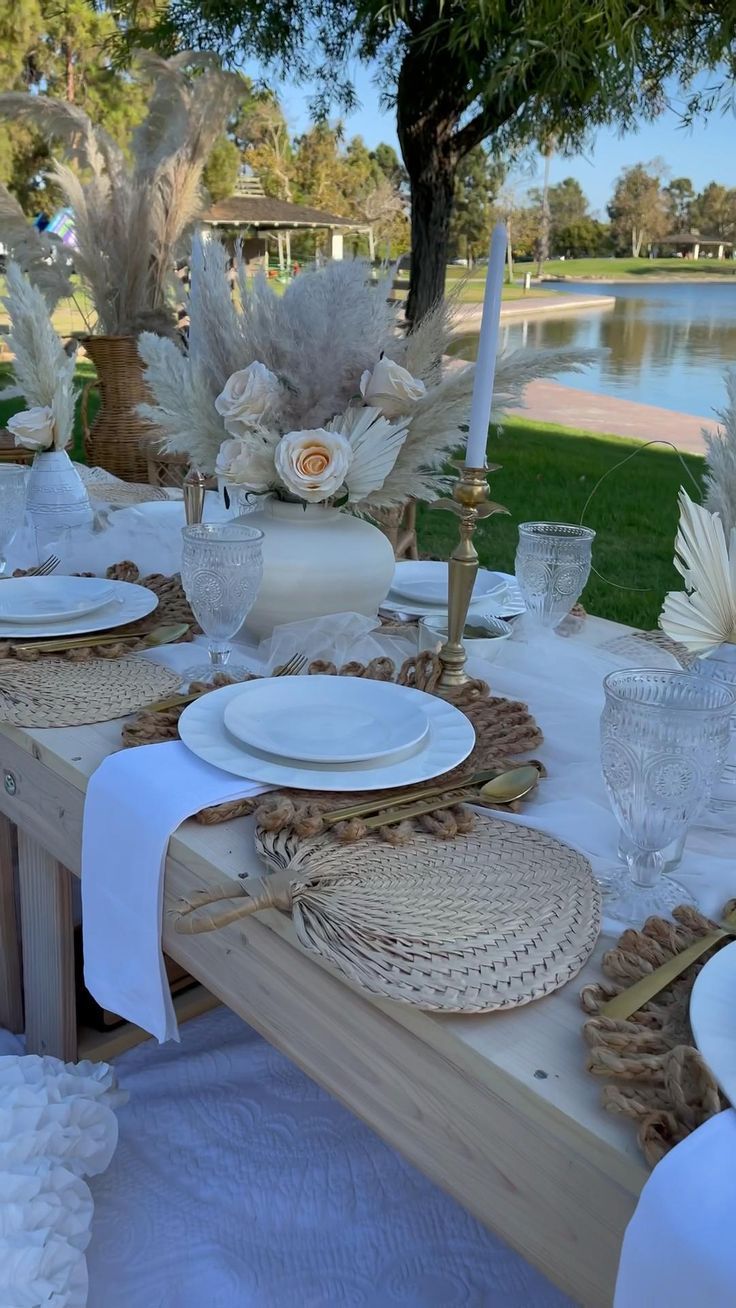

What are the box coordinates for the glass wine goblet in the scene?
[600,668,735,925]
[0,465,28,575]
[180,523,264,685]
[515,522,595,630]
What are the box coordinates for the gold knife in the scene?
[361,765,540,831]
[599,907,736,1021]
[12,622,189,655]
[322,768,512,827]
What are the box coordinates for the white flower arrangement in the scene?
[138,236,599,509]
[1,261,76,453]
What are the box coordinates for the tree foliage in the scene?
[449,146,504,263]
[608,163,669,257]
[202,134,240,201]
[113,0,736,320]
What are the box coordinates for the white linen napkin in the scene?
[82,741,267,1043]
[615,1109,736,1306]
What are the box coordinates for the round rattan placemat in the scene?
[176,814,600,1012]
[0,657,181,727]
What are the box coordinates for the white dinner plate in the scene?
[223,675,429,765]
[0,580,158,638]
[690,940,736,1106]
[380,570,526,621]
[392,562,504,607]
[0,577,117,624]
[179,681,475,791]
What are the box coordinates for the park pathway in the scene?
[519,380,709,454]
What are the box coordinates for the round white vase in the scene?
[26,450,93,532]
[237,499,395,639]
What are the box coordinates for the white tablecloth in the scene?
[615,1110,736,1307]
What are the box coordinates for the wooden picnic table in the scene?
[0,613,648,1306]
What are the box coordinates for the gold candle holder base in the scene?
[429,463,508,691]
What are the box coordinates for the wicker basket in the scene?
[81,334,158,483]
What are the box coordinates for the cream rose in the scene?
[215,363,282,438]
[359,357,426,418]
[7,405,55,451]
[215,436,275,492]
[274,429,352,503]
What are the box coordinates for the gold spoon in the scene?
[361,764,541,830]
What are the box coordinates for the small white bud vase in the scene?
[236,499,396,639]
[25,450,93,532]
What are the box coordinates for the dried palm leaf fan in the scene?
[0,53,244,480]
[176,818,601,1012]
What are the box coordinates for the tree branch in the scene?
[451,101,510,160]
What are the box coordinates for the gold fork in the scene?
[142,650,308,714]
[2,554,60,580]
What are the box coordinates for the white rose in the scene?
[359,357,426,418]
[215,363,281,437]
[215,436,275,492]
[7,405,55,451]
[274,429,352,503]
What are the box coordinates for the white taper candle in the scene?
[464,222,508,468]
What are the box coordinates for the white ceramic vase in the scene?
[26,450,93,532]
[237,499,395,639]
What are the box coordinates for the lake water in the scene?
[459,281,736,419]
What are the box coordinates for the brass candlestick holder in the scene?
[430,463,508,690]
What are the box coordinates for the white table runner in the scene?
[82,741,267,1042]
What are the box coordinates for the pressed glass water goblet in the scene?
[180,523,264,685]
[600,668,735,925]
[0,465,27,575]
[515,522,595,629]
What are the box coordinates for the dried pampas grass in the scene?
[0,54,244,337]
[1,262,77,450]
[140,239,598,506]
[703,369,736,537]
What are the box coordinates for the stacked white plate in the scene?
[0,576,158,638]
[380,561,526,620]
[178,674,476,791]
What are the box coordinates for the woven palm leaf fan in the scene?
[176,816,601,1012]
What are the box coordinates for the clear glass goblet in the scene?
[600,668,735,925]
[0,465,28,575]
[515,522,595,629]
[180,523,264,685]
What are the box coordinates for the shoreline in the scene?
[541,274,736,285]
[518,379,708,454]
[453,294,615,330]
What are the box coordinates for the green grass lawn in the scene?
[446,257,736,282]
[416,418,703,631]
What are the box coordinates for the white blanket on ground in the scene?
[85,1007,573,1308]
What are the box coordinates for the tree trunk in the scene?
[397,47,459,327]
[632,227,643,258]
[367,226,376,262]
[506,221,514,283]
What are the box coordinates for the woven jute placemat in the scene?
[2,562,197,661]
[123,650,544,834]
[176,813,600,1012]
[581,904,732,1168]
[0,656,181,727]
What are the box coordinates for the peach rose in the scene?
[274,428,352,503]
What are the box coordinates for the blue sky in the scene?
[251,61,736,216]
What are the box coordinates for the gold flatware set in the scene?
[11,622,190,655]
[599,906,736,1020]
[140,650,309,715]
[323,764,541,829]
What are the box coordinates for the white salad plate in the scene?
[223,675,429,765]
[0,580,158,638]
[689,940,736,1106]
[0,577,118,624]
[380,569,526,620]
[391,561,505,607]
[179,681,475,791]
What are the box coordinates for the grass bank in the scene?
[416,418,703,631]
[446,257,736,283]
